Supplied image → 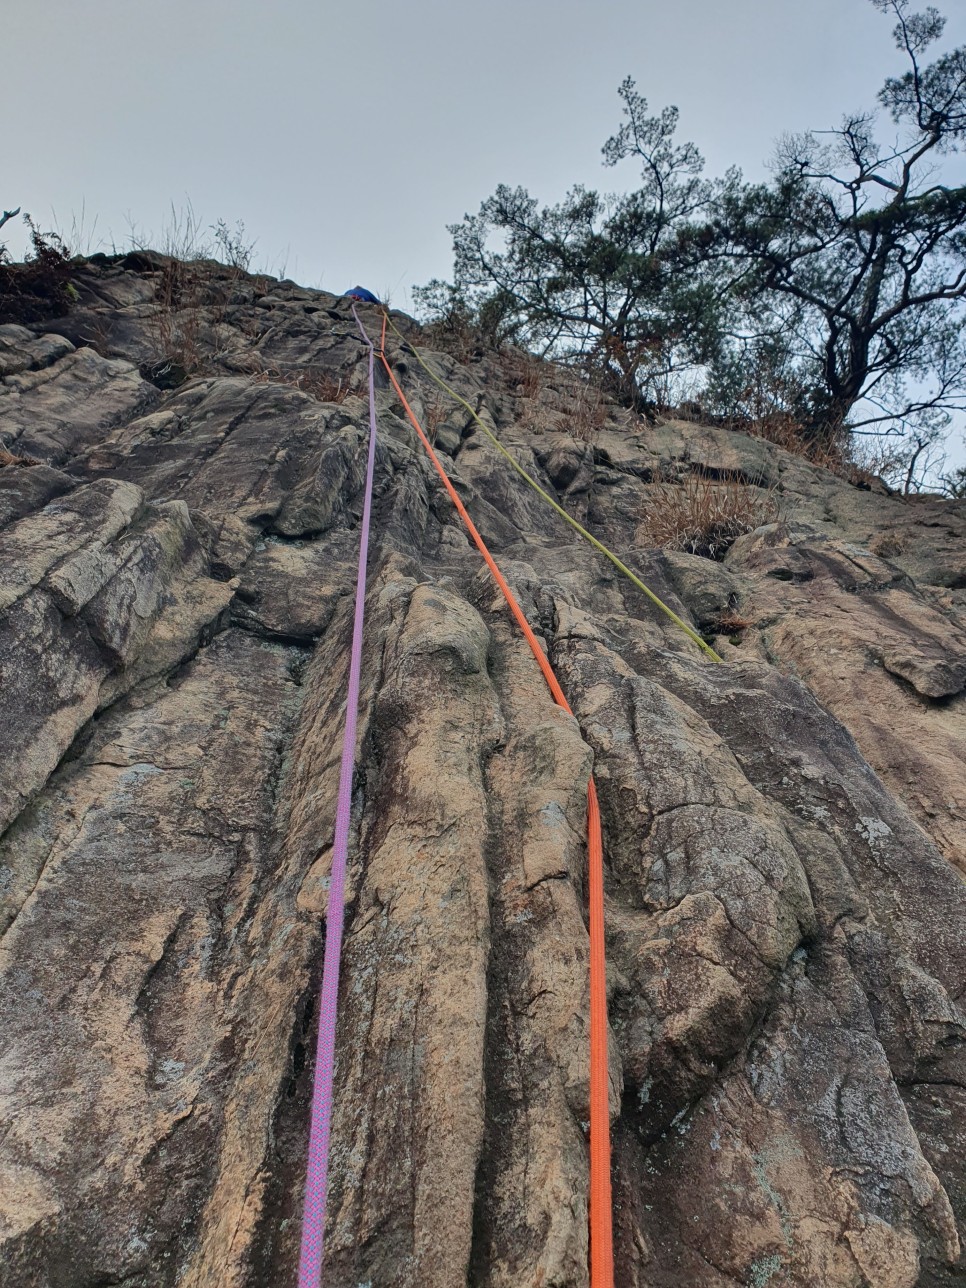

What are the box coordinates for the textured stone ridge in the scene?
[0,258,965,1287]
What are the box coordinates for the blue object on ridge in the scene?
[343,286,380,304]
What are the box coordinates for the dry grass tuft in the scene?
[712,411,930,496]
[422,394,448,444]
[868,529,906,559]
[503,350,544,399]
[0,446,39,468]
[146,252,255,381]
[150,260,209,378]
[248,362,364,404]
[738,413,891,491]
[640,472,779,560]
[421,311,485,364]
[740,413,846,472]
[713,610,755,635]
[564,381,609,443]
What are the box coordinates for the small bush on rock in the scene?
[0,446,39,468]
[248,362,365,404]
[0,216,75,326]
[640,472,779,559]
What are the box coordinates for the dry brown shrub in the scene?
[738,412,895,491]
[248,362,364,404]
[423,394,448,444]
[503,350,544,399]
[640,472,779,560]
[741,412,846,471]
[298,371,365,403]
[0,219,75,326]
[868,529,906,558]
[841,436,912,490]
[565,382,609,443]
[0,446,39,468]
[148,257,251,381]
[150,260,207,377]
[713,610,755,635]
[421,312,484,363]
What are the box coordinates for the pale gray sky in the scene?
[4,0,965,467]
[7,0,964,301]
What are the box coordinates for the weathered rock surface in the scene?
[0,257,964,1287]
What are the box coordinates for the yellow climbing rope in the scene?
[381,312,723,663]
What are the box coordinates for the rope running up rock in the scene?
[297,305,381,1287]
[382,311,723,665]
[376,327,615,1288]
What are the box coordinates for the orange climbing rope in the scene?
[376,324,614,1288]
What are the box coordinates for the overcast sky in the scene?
[7,0,964,297]
[5,0,966,464]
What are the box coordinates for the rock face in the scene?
[0,259,965,1288]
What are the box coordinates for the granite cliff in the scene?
[1,255,965,1287]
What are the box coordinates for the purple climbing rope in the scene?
[297,303,379,1286]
